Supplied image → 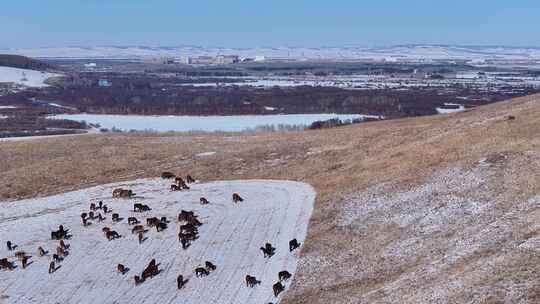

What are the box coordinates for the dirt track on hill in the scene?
[2,93,540,303]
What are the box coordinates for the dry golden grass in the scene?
[2,93,540,303]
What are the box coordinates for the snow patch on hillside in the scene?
[0,179,315,304]
[0,66,61,87]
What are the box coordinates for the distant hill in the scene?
[0,54,54,71]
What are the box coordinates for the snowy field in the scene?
[2,45,540,61]
[48,113,368,132]
[0,66,61,87]
[0,179,316,304]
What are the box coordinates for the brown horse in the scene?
[106,230,120,241]
[117,264,126,274]
[245,275,261,287]
[0,258,14,271]
[146,217,159,227]
[132,225,144,234]
[273,282,284,297]
[232,193,244,203]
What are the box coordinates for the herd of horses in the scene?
[1,172,303,301]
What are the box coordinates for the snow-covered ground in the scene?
[0,66,61,87]
[0,179,315,304]
[2,45,540,61]
[436,103,465,114]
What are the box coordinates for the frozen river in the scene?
[50,113,371,132]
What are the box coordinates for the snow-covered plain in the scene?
[2,45,540,61]
[0,179,316,304]
[0,66,61,87]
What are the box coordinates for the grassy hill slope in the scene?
[2,93,540,303]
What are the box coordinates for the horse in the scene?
[132,225,144,234]
[6,241,13,251]
[112,188,124,198]
[200,197,210,205]
[128,217,139,225]
[289,239,300,252]
[141,263,158,280]
[278,270,292,282]
[156,222,167,232]
[51,229,68,240]
[117,264,126,274]
[180,237,190,249]
[106,230,120,241]
[186,175,195,184]
[232,193,244,203]
[0,258,14,270]
[112,213,120,222]
[260,243,275,258]
[133,203,144,212]
[178,210,196,222]
[273,282,284,297]
[138,232,144,244]
[195,267,209,277]
[147,217,160,227]
[21,256,29,269]
[177,274,185,289]
[48,261,56,273]
[245,275,261,287]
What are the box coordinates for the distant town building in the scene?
[184,55,240,65]
[254,56,266,62]
[144,56,175,64]
[216,55,239,64]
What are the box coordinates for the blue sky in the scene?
[2,0,539,48]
